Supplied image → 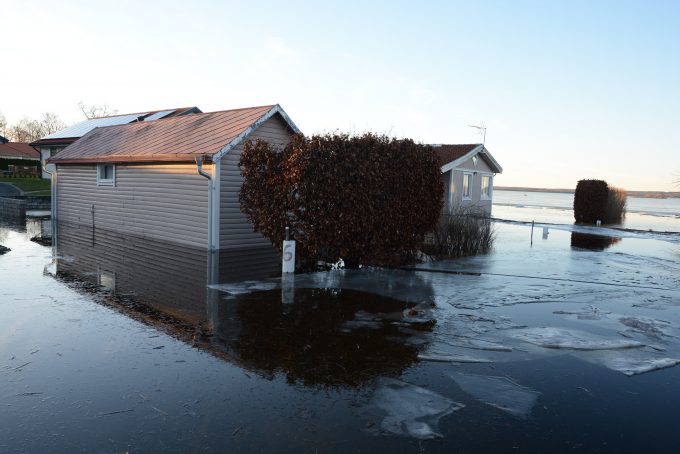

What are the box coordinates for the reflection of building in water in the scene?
[57,224,211,324]
[56,226,436,388]
[570,232,622,251]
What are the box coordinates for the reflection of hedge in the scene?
[240,133,444,268]
[574,179,627,224]
[225,288,427,388]
[570,232,622,251]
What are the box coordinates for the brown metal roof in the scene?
[432,144,480,166]
[0,142,40,160]
[49,105,280,164]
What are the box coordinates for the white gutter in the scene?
[195,156,216,253]
[43,165,57,257]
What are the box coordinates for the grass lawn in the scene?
[0,177,51,194]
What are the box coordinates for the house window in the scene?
[481,175,493,199]
[462,173,472,200]
[97,164,115,186]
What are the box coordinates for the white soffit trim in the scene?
[439,144,503,174]
[212,104,301,161]
[479,146,503,173]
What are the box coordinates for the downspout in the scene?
[196,155,220,335]
[43,165,57,257]
[195,155,214,252]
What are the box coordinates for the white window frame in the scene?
[462,172,473,200]
[448,170,455,211]
[97,164,116,186]
[481,174,493,200]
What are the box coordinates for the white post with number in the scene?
[282,227,295,274]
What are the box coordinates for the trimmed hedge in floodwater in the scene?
[240,133,444,269]
[574,179,627,224]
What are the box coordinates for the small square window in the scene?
[462,173,472,200]
[97,164,115,186]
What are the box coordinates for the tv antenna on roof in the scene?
[468,123,486,145]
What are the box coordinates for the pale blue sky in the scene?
[2,0,678,190]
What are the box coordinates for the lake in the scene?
[493,190,680,232]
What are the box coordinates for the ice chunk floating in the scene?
[417,352,493,363]
[511,327,644,350]
[449,373,541,419]
[361,378,464,439]
[588,352,680,376]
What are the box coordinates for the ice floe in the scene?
[583,351,680,376]
[553,305,611,320]
[510,327,644,350]
[603,356,680,376]
[417,352,492,363]
[618,316,680,340]
[449,372,541,419]
[361,378,464,439]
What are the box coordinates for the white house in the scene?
[434,144,503,215]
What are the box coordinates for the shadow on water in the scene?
[570,231,622,251]
[54,222,434,388]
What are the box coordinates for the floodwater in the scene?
[494,189,680,232]
[2,213,680,452]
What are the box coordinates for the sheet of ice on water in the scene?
[584,351,680,376]
[618,316,680,340]
[417,352,492,363]
[510,327,644,350]
[449,373,541,419]
[361,378,464,439]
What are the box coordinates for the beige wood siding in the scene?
[219,114,293,250]
[449,169,492,215]
[56,163,210,248]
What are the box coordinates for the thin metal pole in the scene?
[531,220,534,246]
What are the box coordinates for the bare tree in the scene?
[7,117,44,142]
[78,101,118,119]
[40,112,66,135]
[0,111,7,138]
[2,112,67,142]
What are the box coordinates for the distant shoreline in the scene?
[495,186,680,199]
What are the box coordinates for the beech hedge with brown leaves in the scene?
[240,133,444,269]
